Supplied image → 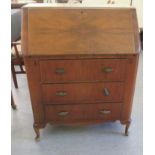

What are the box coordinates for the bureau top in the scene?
[22,5,140,56]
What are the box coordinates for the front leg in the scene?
[120,119,131,136]
[125,121,131,136]
[33,123,40,141]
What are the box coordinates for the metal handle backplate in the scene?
[56,91,67,97]
[55,68,65,75]
[58,111,69,117]
[103,88,110,96]
[103,67,113,73]
[100,110,111,115]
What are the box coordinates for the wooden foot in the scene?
[125,121,131,136]
[33,124,40,141]
[11,92,16,110]
[120,120,131,136]
[11,102,16,110]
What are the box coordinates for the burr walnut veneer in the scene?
[22,5,140,140]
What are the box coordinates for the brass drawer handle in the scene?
[58,111,69,117]
[100,110,111,115]
[103,88,110,96]
[102,67,113,73]
[56,91,67,97]
[55,68,65,75]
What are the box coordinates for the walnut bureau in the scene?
[22,4,140,140]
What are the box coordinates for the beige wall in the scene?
[133,0,143,28]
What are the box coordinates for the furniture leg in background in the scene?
[11,91,16,110]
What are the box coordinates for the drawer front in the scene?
[45,103,121,122]
[40,59,127,83]
[84,103,121,121]
[45,104,84,122]
[42,82,124,104]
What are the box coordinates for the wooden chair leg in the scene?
[11,64,18,88]
[20,65,24,72]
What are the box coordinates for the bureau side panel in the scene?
[24,57,45,128]
[120,55,139,123]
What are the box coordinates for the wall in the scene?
[132,0,143,28]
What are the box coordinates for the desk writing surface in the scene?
[22,5,140,56]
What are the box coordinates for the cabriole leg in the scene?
[120,119,131,136]
[125,121,131,136]
[33,123,40,141]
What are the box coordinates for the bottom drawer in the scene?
[45,103,121,123]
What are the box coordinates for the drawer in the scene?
[45,104,84,122]
[84,103,121,121]
[45,103,121,122]
[42,82,124,104]
[40,59,127,83]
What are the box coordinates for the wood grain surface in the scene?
[22,7,140,55]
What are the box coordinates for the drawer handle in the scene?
[103,88,110,96]
[100,110,111,115]
[103,67,113,73]
[56,91,67,97]
[55,68,65,75]
[58,111,69,117]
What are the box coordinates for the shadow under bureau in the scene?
[22,4,140,140]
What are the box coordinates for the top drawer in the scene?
[40,59,127,83]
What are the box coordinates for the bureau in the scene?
[22,4,140,140]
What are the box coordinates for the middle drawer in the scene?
[42,82,124,104]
